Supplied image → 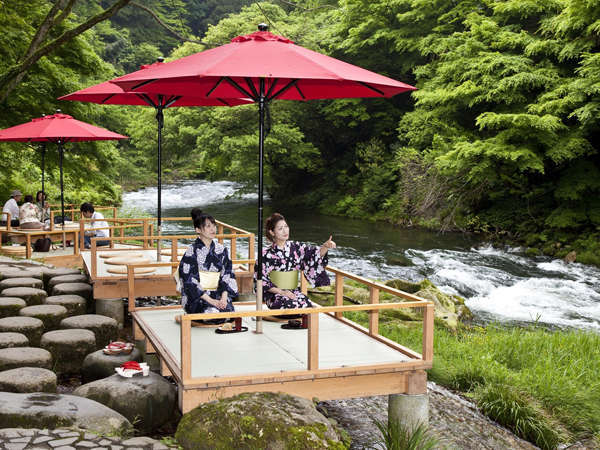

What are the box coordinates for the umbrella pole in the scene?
[255,79,266,333]
[41,143,46,199]
[156,103,164,261]
[59,142,65,242]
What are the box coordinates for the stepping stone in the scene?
[40,266,81,290]
[82,348,143,383]
[0,346,52,371]
[0,297,27,318]
[44,295,86,316]
[0,287,48,306]
[60,315,118,349]
[0,367,57,393]
[0,332,29,349]
[51,282,92,301]
[40,329,96,375]
[0,266,43,281]
[0,277,44,291]
[19,305,68,331]
[0,317,44,346]
[48,274,88,289]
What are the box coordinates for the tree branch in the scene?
[0,0,134,103]
[23,0,70,61]
[129,1,204,45]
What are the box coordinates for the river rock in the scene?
[0,392,133,436]
[0,346,52,371]
[81,348,143,383]
[0,316,44,346]
[60,314,118,349]
[44,294,86,316]
[0,297,27,318]
[0,286,47,306]
[19,304,68,331]
[48,273,89,289]
[0,266,43,281]
[0,332,28,349]
[0,367,57,393]
[51,282,92,301]
[0,277,44,291]
[73,372,177,434]
[175,392,344,449]
[40,329,96,375]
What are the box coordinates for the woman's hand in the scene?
[281,290,297,300]
[320,235,336,257]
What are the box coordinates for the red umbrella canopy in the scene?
[111,30,416,101]
[59,80,252,107]
[0,112,128,143]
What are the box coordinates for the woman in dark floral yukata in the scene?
[178,208,237,321]
[258,212,336,310]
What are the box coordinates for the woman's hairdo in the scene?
[265,212,285,242]
[24,194,34,203]
[191,208,216,229]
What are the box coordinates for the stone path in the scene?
[0,428,174,450]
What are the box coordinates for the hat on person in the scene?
[10,190,22,197]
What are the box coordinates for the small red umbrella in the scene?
[110,24,416,328]
[59,61,252,235]
[0,111,128,226]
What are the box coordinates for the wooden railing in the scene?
[49,206,117,230]
[124,260,434,386]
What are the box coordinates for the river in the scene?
[122,180,600,331]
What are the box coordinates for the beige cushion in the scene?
[98,251,146,259]
[106,266,156,274]
[103,256,151,265]
[160,248,187,256]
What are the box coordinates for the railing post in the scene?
[307,313,319,370]
[79,219,85,250]
[127,265,136,312]
[171,237,177,262]
[181,318,192,382]
[91,238,97,278]
[217,224,224,244]
[422,303,434,361]
[249,233,255,263]
[369,287,380,335]
[335,273,344,318]
[300,272,308,295]
[231,233,237,260]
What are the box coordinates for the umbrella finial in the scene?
[258,23,268,31]
[55,109,62,114]
[157,56,165,63]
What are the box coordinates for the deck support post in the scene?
[388,393,429,431]
[95,298,124,328]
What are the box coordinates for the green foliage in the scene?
[369,420,440,450]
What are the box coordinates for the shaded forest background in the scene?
[1,0,599,263]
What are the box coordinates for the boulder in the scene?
[0,277,44,291]
[48,274,89,289]
[82,348,143,383]
[44,294,86,316]
[175,392,345,450]
[0,347,52,371]
[0,297,27,318]
[60,314,118,349]
[19,304,68,331]
[0,392,132,436]
[40,329,96,375]
[0,316,44,346]
[0,286,47,306]
[73,372,177,434]
[0,332,29,349]
[40,266,82,289]
[0,266,43,281]
[51,282,92,301]
[0,367,57,393]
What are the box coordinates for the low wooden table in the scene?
[0,225,80,259]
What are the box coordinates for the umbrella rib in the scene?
[206,77,225,97]
[131,79,158,91]
[357,81,385,96]
[270,79,301,100]
[265,79,279,99]
[244,77,260,99]
[222,77,256,100]
[101,94,116,104]
[165,96,181,108]
[140,94,158,108]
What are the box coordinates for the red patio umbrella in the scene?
[110,24,416,329]
[0,111,128,228]
[59,61,252,238]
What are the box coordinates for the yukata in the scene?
[178,237,238,315]
[258,241,330,309]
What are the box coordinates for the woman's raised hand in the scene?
[320,235,336,256]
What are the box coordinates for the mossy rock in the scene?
[0,287,48,306]
[59,315,118,349]
[175,392,348,450]
[0,297,27,318]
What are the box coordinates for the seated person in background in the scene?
[1,190,22,227]
[19,195,44,229]
[35,191,50,223]
[257,212,335,311]
[80,202,110,249]
[177,208,238,323]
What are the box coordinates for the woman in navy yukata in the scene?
[258,212,336,311]
[178,208,237,322]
